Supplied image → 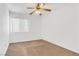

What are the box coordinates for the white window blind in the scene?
[10,17,29,32]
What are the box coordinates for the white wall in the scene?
[9,12,42,43]
[42,3,79,53]
[0,4,9,55]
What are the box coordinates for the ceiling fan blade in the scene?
[29,11,35,15]
[27,7,34,9]
[36,3,40,8]
[37,3,45,8]
[44,9,51,12]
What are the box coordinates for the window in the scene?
[10,17,29,32]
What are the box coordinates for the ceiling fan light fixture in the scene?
[35,10,41,14]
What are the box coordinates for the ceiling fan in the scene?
[27,3,52,16]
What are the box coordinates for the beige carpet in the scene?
[5,39,79,56]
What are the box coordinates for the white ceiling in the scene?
[7,3,35,14]
[7,3,78,16]
[7,3,56,15]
